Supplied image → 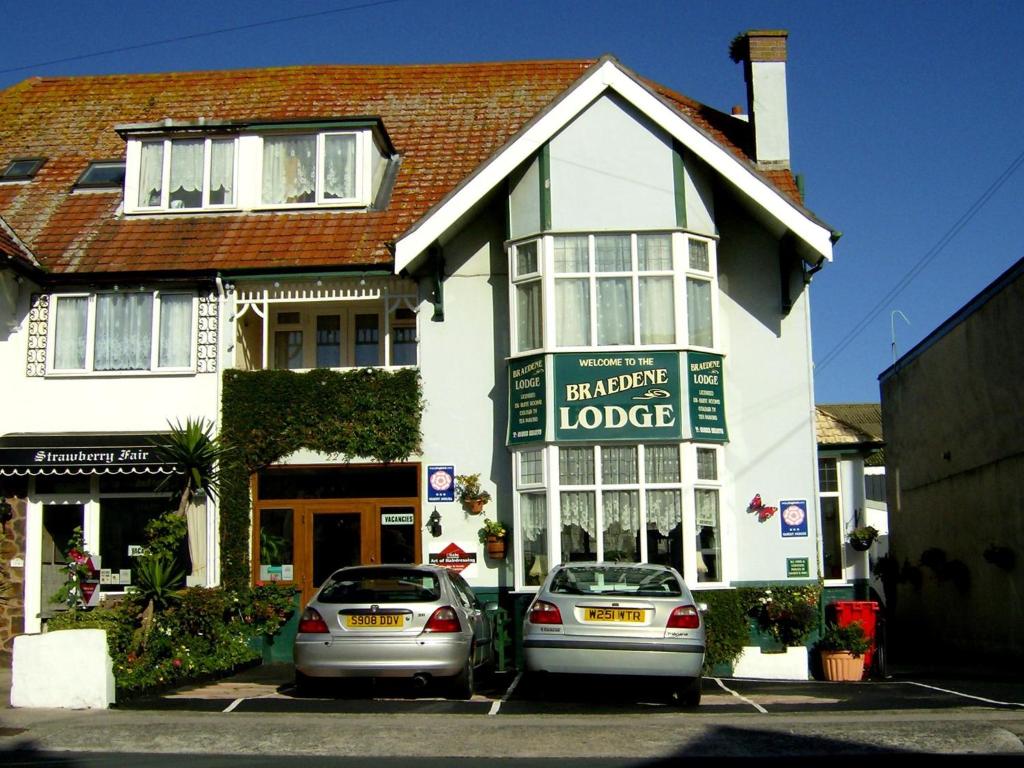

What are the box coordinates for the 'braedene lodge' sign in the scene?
[554,352,682,442]
[507,352,728,444]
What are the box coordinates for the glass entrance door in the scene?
[302,503,375,604]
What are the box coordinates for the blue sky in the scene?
[3,1,1023,404]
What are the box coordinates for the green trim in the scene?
[672,140,687,228]
[249,120,381,133]
[539,144,551,232]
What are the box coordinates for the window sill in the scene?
[45,369,197,379]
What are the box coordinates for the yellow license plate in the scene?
[344,614,405,629]
[583,607,646,623]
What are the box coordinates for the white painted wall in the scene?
[11,629,115,708]
[715,199,820,584]
[416,196,512,589]
[548,94,678,232]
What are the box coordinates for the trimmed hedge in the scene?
[218,368,423,589]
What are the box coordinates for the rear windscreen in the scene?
[550,566,683,597]
[317,568,441,604]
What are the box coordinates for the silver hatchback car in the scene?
[293,564,494,699]
[523,562,706,706]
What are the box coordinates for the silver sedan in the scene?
[293,564,494,699]
[522,562,706,706]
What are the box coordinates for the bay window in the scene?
[510,231,717,353]
[50,291,195,374]
[137,137,236,210]
[516,443,722,589]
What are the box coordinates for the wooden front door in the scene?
[301,502,376,605]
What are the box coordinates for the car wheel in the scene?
[449,655,474,700]
[674,677,702,707]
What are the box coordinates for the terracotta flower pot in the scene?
[464,498,486,515]
[485,535,507,559]
[820,650,865,681]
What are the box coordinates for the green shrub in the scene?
[693,589,748,673]
[45,583,298,696]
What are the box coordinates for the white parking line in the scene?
[713,677,768,713]
[489,671,524,715]
[223,698,244,713]
[904,681,1024,708]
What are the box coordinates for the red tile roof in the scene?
[0,59,797,277]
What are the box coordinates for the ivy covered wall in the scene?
[219,368,423,589]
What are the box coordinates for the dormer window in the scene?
[261,132,361,205]
[120,119,389,214]
[136,137,236,210]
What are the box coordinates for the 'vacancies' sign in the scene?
[554,353,681,441]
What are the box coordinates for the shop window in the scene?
[258,508,295,582]
[99,497,179,592]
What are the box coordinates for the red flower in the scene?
[172,658,182,668]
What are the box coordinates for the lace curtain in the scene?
[597,278,633,345]
[555,278,589,346]
[323,134,356,199]
[262,135,316,204]
[169,139,203,208]
[640,276,675,344]
[158,294,193,368]
[209,139,234,205]
[53,296,88,369]
[138,142,164,207]
[94,293,153,371]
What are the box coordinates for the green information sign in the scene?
[687,351,728,442]
[554,352,682,442]
[786,557,810,578]
[507,355,546,445]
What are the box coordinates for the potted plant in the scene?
[478,518,507,559]
[847,525,879,551]
[455,473,491,514]
[817,620,870,681]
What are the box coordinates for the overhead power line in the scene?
[0,0,405,76]
[815,146,1024,373]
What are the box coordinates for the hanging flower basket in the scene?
[455,473,491,515]
[847,525,879,551]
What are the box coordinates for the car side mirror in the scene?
[697,602,709,613]
[484,601,500,613]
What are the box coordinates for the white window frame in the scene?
[514,443,727,591]
[507,231,719,355]
[688,443,726,586]
[125,136,238,213]
[47,290,197,375]
[255,130,369,209]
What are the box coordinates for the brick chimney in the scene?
[730,29,790,168]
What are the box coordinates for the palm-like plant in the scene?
[153,417,230,517]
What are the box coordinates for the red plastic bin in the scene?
[828,600,879,675]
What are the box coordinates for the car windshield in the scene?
[550,566,683,596]
[317,568,441,604]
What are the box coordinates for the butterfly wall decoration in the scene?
[747,493,777,523]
